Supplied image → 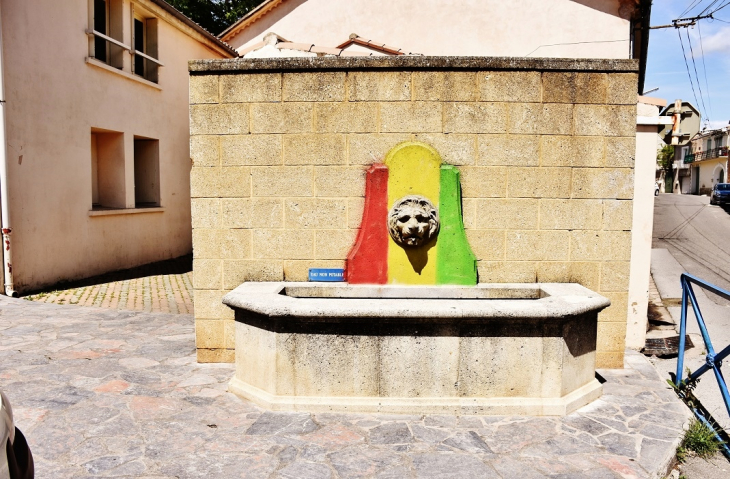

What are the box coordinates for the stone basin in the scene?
[224,282,609,416]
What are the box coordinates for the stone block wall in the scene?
[189,57,638,368]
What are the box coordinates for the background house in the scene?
[221,0,650,88]
[0,0,235,295]
[658,101,701,194]
[683,127,730,195]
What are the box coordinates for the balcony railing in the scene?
[86,29,164,81]
[684,147,729,164]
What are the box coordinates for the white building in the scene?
[677,127,729,195]
[0,0,236,294]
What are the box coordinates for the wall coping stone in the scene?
[189,56,639,74]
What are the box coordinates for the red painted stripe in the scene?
[345,164,389,284]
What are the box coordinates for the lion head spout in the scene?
[387,195,440,248]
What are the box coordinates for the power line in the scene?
[652,0,730,29]
[686,29,709,122]
[697,21,714,121]
[680,30,707,122]
[680,0,704,18]
[711,1,730,14]
[678,28,704,122]
[646,1,724,125]
[523,39,628,57]
[699,0,723,16]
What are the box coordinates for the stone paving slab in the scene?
[20,255,193,314]
[0,297,690,478]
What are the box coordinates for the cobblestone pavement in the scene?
[20,256,193,314]
[0,297,691,478]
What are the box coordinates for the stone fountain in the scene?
[224,142,609,415]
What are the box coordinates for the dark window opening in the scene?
[134,18,145,78]
[91,129,126,210]
[93,0,108,63]
[134,137,160,208]
[132,16,159,83]
[90,0,123,69]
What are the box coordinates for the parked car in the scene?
[710,183,730,206]
[1,390,33,479]
[655,182,660,196]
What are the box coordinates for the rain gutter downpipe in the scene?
[0,3,15,296]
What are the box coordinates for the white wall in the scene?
[699,158,727,192]
[0,0,227,292]
[225,0,631,59]
[626,123,658,349]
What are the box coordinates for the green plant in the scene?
[657,144,675,170]
[657,145,675,192]
[165,0,262,35]
[667,367,701,406]
[676,419,723,462]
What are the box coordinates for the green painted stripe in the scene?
[436,165,478,285]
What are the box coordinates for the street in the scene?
[651,193,730,477]
[653,193,730,305]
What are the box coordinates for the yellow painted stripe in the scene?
[384,142,442,284]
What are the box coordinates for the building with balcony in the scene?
[678,127,729,195]
[658,101,700,194]
[0,0,236,295]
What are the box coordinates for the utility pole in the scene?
[650,14,715,30]
[672,100,682,146]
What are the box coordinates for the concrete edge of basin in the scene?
[222,282,611,320]
[228,377,604,416]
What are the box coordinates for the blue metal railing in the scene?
[675,273,730,456]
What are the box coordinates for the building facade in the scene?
[0,0,235,294]
[678,128,729,195]
[221,0,649,73]
[659,101,701,194]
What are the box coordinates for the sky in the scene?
[645,0,730,129]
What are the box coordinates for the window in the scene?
[93,0,107,63]
[133,14,159,83]
[88,1,162,84]
[133,137,160,207]
[91,129,126,209]
[91,131,161,210]
[90,0,124,69]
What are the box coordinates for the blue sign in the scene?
[308,268,345,282]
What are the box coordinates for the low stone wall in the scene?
[189,56,638,367]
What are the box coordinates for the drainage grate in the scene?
[643,335,694,357]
